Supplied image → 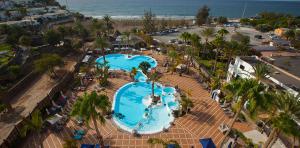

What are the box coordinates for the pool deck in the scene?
[21,52,253,148]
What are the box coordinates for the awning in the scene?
[199,138,216,148]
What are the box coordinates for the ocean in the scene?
[57,0,300,19]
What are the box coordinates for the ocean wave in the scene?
[85,15,195,20]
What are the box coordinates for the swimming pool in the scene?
[95,54,157,72]
[113,82,178,134]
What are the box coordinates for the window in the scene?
[239,65,245,70]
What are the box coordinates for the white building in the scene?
[227,56,300,96]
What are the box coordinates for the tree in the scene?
[34,54,63,77]
[148,70,160,98]
[221,79,265,145]
[19,35,32,47]
[212,36,225,72]
[95,61,110,87]
[95,37,109,62]
[57,25,67,39]
[196,5,210,26]
[252,63,271,82]
[44,29,61,46]
[71,91,111,147]
[130,67,138,79]
[18,7,27,17]
[180,32,191,43]
[231,32,250,45]
[201,27,215,54]
[284,29,296,41]
[138,61,151,74]
[147,138,180,148]
[122,31,130,48]
[103,15,114,35]
[91,19,103,37]
[142,10,156,33]
[4,10,11,20]
[180,94,194,115]
[223,40,239,69]
[216,16,228,25]
[21,110,44,147]
[217,28,229,38]
[189,33,202,56]
[262,91,300,148]
[63,139,77,148]
[74,21,89,39]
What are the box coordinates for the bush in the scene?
[255,24,273,32]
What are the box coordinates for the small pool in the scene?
[113,82,178,134]
[95,54,157,72]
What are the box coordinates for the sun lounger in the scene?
[95,144,110,148]
[218,123,230,134]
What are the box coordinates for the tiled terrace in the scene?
[22,52,253,148]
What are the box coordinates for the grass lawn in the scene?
[0,44,14,67]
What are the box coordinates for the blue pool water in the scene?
[113,82,178,134]
[134,70,147,82]
[96,54,157,72]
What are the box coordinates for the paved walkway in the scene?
[0,57,78,145]
[21,52,253,148]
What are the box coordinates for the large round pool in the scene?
[95,54,157,71]
[113,82,179,134]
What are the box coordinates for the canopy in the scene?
[199,138,216,148]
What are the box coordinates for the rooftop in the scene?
[240,56,300,91]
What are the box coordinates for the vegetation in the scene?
[63,139,77,148]
[142,10,156,33]
[180,94,194,115]
[71,91,111,147]
[262,91,300,148]
[196,5,210,26]
[221,79,266,144]
[34,54,63,77]
[95,37,109,62]
[147,138,180,148]
[21,110,44,147]
[148,70,160,98]
[138,61,151,74]
[44,29,62,46]
[96,61,110,87]
[240,12,300,32]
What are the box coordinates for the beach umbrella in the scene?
[199,138,216,148]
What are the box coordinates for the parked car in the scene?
[254,35,262,39]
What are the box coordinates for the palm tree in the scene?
[217,28,229,38]
[138,61,151,74]
[221,79,265,145]
[180,32,191,43]
[201,27,215,55]
[180,94,194,115]
[71,91,111,147]
[148,71,160,98]
[21,110,44,147]
[63,139,77,148]
[201,27,215,44]
[95,61,110,87]
[252,63,271,82]
[147,138,181,148]
[223,40,239,69]
[262,91,300,148]
[212,36,225,72]
[122,31,130,48]
[130,67,138,79]
[103,15,114,35]
[188,33,202,56]
[95,37,109,62]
